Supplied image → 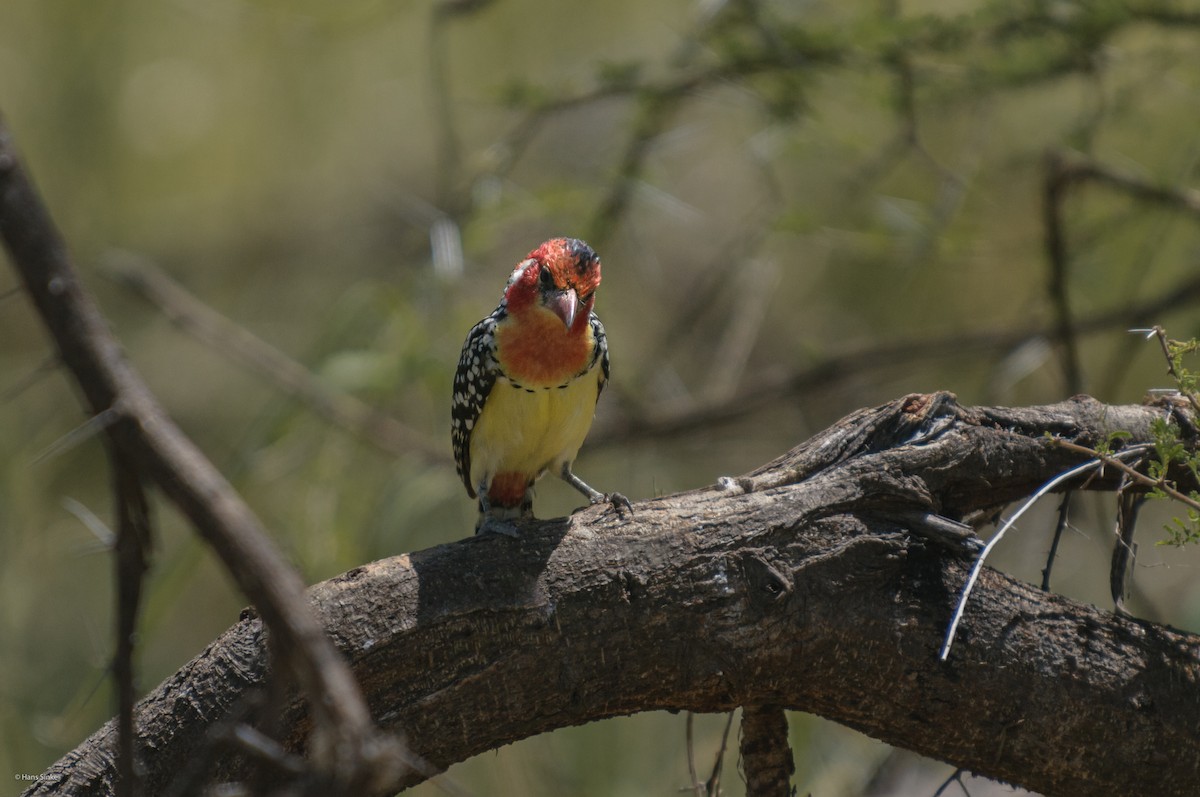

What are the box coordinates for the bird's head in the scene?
[503,237,601,331]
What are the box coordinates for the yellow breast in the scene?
[469,366,602,491]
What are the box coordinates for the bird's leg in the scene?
[475,478,520,537]
[559,463,632,516]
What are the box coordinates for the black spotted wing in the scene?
[590,311,610,398]
[451,312,502,497]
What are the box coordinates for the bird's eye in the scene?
[538,266,555,290]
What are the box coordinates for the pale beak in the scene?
[546,287,579,329]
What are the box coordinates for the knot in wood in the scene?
[737,550,793,610]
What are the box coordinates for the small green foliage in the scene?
[1148,417,1184,496]
[1094,429,1131,457]
[1163,504,1200,548]
[1165,337,1200,399]
[1148,333,1200,546]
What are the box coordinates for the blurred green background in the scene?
[4,0,1200,794]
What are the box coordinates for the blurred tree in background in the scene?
[4,0,1200,794]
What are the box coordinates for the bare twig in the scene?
[932,768,971,797]
[1054,438,1200,514]
[112,448,151,797]
[1152,325,1200,416]
[1040,491,1072,591]
[1043,149,1200,399]
[1051,149,1200,218]
[708,711,736,797]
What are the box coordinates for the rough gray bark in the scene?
[24,392,1200,797]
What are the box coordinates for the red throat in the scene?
[497,295,594,384]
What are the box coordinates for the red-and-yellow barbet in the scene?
[451,237,631,535]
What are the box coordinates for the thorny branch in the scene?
[1052,438,1200,516]
[1152,325,1200,417]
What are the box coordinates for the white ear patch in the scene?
[506,258,537,289]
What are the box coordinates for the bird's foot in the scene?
[592,491,633,517]
[475,516,521,537]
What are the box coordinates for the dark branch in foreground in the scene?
[0,115,403,793]
[25,392,1200,797]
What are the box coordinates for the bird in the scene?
[451,237,631,535]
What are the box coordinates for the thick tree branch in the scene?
[26,392,1200,797]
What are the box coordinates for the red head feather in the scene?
[503,237,601,333]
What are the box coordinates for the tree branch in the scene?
[0,115,401,792]
[740,706,794,797]
[110,448,151,797]
[1044,149,1084,394]
[25,392,1200,797]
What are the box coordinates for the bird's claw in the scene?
[592,491,633,517]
